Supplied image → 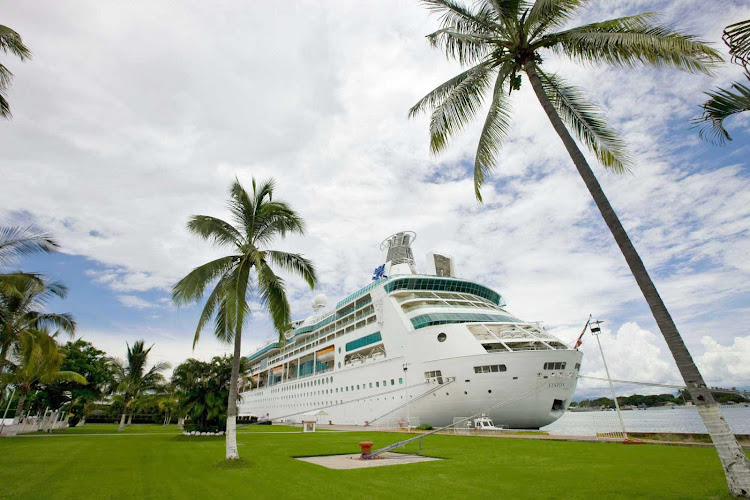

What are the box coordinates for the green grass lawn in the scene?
[1,424,744,499]
[46,423,311,435]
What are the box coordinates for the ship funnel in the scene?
[379,231,418,276]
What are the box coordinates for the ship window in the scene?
[345,387,348,392]
[376,381,380,387]
[437,333,447,342]
[474,364,507,373]
[357,385,360,390]
[391,379,395,385]
[574,363,580,370]
[383,380,386,386]
[544,362,566,370]
[399,378,403,384]
[369,383,372,388]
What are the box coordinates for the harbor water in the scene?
[542,406,750,436]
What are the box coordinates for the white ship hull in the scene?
[240,322,582,428]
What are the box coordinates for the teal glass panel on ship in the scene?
[384,277,504,305]
[345,332,382,352]
[410,312,518,329]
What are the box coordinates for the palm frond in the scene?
[474,65,514,202]
[186,215,242,248]
[541,13,723,74]
[29,312,76,338]
[0,62,12,88]
[266,250,317,289]
[527,0,588,38]
[536,68,631,173]
[724,19,750,69]
[694,76,750,144]
[0,225,59,267]
[252,201,306,246]
[410,61,497,154]
[228,178,258,238]
[0,26,32,60]
[0,92,9,119]
[192,272,233,348]
[43,370,87,385]
[421,0,499,35]
[427,28,496,66]
[257,262,291,341]
[172,255,238,305]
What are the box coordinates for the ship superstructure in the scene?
[239,231,582,428]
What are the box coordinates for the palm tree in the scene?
[2,329,86,427]
[173,178,317,460]
[0,25,31,119]
[0,276,76,370]
[409,1,749,495]
[112,340,168,432]
[695,19,750,144]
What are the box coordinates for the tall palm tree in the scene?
[1,329,86,427]
[695,19,750,144]
[112,340,168,432]
[173,178,317,460]
[0,25,31,119]
[409,1,749,495]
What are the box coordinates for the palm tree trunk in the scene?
[127,413,133,426]
[525,60,750,497]
[76,416,86,427]
[118,413,126,432]
[225,327,242,460]
[12,391,26,426]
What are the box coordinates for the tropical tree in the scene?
[173,178,317,460]
[172,356,248,432]
[33,339,115,426]
[695,19,750,144]
[1,329,86,426]
[0,225,64,361]
[112,340,168,432]
[409,1,749,495]
[0,276,76,371]
[0,25,31,119]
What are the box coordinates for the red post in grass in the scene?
[359,441,374,458]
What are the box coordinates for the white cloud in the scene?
[1,1,749,376]
[116,295,156,309]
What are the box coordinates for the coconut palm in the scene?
[0,25,31,119]
[2,329,86,426]
[173,177,316,460]
[112,340,168,432]
[410,1,748,495]
[695,19,750,144]
[0,276,75,370]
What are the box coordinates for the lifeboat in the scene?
[271,365,283,373]
[316,345,335,362]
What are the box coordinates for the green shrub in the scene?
[416,423,433,430]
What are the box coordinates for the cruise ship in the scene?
[239,232,582,428]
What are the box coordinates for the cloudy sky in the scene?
[2,1,749,398]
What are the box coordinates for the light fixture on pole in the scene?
[591,320,628,440]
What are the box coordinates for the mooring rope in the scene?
[577,375,750,396]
